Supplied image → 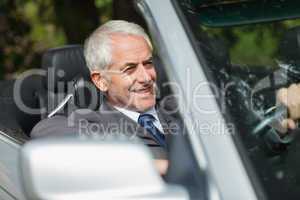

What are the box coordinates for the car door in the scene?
[0,132,24,200]
[0,78,34,200]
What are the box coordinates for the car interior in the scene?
[203,26,300,199]
[179,1,300,197]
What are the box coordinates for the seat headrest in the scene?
[42,45,90,91]
[41,45,103,114]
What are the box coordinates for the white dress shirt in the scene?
[113,106,164,133]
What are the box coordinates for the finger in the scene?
[287,119,297,130]
[276,88,288,106]
[281,118,296,130]
[277,84,300,119]
[287,85,300,119]
[154,159,169,175]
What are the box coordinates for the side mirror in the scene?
[20,138,189,199]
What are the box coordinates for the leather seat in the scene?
[41,45,102,117]
[0,75,44,139]
[0,44,173,140]
[0,45,98,140]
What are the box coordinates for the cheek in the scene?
[148,68,156,81]
[150,69,157,81]
[111,76,132,94]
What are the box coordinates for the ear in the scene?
[90,70,109,92]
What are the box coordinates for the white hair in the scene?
[84,20,152,72]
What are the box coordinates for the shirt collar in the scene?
[113,106,159,123]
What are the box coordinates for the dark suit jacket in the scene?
[31,100,180,159]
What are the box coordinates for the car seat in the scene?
[0,75,45,140]
[41,45,102,117]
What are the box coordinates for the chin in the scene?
[135,98,156,112]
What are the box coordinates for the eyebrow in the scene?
[142,57,153,64]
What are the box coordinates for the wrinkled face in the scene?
[92,34,157,112]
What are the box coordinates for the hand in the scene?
[280,118,297,129]
[277,83,300,129]
[154,159,169,175]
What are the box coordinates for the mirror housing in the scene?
[20,138,189,200]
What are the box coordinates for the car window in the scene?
[176,0,300,199]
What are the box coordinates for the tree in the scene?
[0,0,148,79]
[52,0,100,43]
[0,0,37,79]
[112,0,147,31]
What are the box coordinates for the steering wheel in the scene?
[251,86,299,146]
[225,74,295,144]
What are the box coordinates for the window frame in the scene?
[136,0,260,199]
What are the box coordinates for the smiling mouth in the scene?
[132,85,153,94]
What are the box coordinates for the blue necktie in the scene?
[138,113,166,148]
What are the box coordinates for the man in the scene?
[31,20,180,174]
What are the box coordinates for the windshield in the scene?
[176,0,300,199]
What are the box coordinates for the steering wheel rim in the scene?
[226,74,294,142]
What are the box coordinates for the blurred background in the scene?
[3,0,300,81]
[0,0,147,80]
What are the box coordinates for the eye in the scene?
[143,59,154,68]
[122,64,137,74]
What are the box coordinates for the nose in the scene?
[136,63,151,83]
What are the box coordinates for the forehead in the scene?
[109,33,152,64]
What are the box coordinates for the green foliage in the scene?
[23,1,66,49]
[230,25,279,67]
[95,0,113,22]
[203,19,300,70]
[1,0,113,79]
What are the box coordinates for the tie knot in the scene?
[138,113,155,126]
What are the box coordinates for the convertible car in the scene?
[2,0,300,199]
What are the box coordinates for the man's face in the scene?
[95,34,157,112]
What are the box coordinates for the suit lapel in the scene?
[99,101,159,146]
